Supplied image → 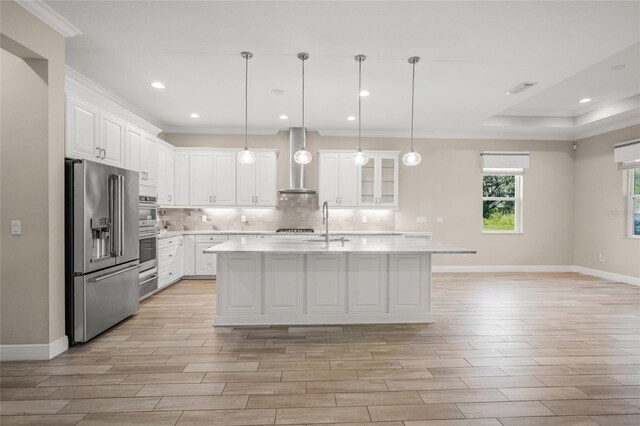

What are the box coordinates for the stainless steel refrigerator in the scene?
[65,159,140,345]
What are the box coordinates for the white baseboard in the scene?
[433,264,639,286]
[572,266,640,287]
[433,265,574,273]
[0,336,68,361]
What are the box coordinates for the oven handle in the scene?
[139,232,159,238]
[139,274,158,285]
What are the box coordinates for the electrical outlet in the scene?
[201,215,207,223]
[436,217,444,223]
[10,220,21,235]
[599,253,605,262]
[241,215,248,223]
[416,216,427,223]
[362,216,367,224]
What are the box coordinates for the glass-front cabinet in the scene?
[358,151,399,208]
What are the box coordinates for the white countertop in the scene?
[204,237,474,255]
[159,230,432,239]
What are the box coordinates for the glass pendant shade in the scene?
[237,147,256,165]
[293,149,312,165]
[353,149,369,166]
[402,150,422,166]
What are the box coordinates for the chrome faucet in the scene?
[322,201,329,243]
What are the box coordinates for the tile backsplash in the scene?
[159,193,395,232]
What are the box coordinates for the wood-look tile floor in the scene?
[1,272,639,425]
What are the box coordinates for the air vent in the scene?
[505,82,538,95]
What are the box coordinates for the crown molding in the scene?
[163,127,280,136]
[317,129,575,141]
[16,0,82,37]
[66,66,165,134]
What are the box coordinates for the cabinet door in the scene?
[218,254,261,315]
[255,152,277,206]
[236,161,256,206]
[156,145,169,204]
[338,154,358,206]
[348,254,387,314]
[189,152,214,205]
[140,134,158,186]
[377,155,398,207]
[195,242,214,275]
[389,254,427,313]
[212,152,237,205]
[307,254,346,314]
[66,97,99,160]
[174,152,190,205]
[319,153,340,206]
[264,254,304,314]
[182,235,196,276]
[358,156,377,207]
[125,125,142,173]
[100,112,125,167]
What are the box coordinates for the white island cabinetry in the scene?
[207,238,472,326]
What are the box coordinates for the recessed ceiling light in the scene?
[359,90,370,97]
[347,116,356,121]
[279,115,288,120]
[271,89,285,95]
[579,98,592,104]
[610,64,626,72]
[151,81,165,89]
[190,113,200,118]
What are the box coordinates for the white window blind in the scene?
[481,151,530,175]
[614,139,640,170]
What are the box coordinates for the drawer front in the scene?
[159,237,180,250]
[196,235,229,243]
[158,246,179,267]
[159,262,180,288]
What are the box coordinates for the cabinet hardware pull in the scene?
[101,148,106,159]
[168,195,172,202]
[210,196,213,203]
[213,195,216,203]
[335,197,338,204]
[96,147,101,158]
[255,196,258,204]
[252,196,255,203]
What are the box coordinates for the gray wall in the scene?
[1,1,66,346]
[573,125,640,278]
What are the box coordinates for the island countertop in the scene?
[204,237,475,255]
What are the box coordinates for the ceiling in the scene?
[44,0,640,140]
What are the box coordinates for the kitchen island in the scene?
[205,238,475,326]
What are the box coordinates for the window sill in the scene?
[624,235,640,239]
[482,231,523,235]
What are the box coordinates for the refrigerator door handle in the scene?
[91,264,139,283]
[109,174,117,256]
[118,175,125,256]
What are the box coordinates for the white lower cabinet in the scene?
[158,237,181,289]
[306,254,346,314]
[218,253,262,315]
[195,242,214,275]
[182,235,196,276]
[264,254,304,315]
[348,254,388,314]
[389,254,428,313]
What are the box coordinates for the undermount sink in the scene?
[303,237,350,243]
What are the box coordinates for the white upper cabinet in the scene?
[212,152,237,206]
[358,152,399,208]
[174,152,189,205]
[66,96,101,161]
[157,143,175,205]
[318,152,358,207]
[140,134,157,187]
[189,152,214,205]
[237,151,277,206]
[125,125,142,172]
[99,112,125,167]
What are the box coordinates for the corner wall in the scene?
[0,1,66,359]
[573,125,640,279]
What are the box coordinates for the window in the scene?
[482,175,522,232]
[631,168,640,237]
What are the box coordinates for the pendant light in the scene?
[237,51,256,165]
[293,52,312,165]
[402,56,422,166]
[352,54,369,166]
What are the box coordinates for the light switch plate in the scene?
[241,215,247,223]
[11,220,21,235]
[362,216,367,223]
[201,215,207,223]
[416,216,427,223]
[436,217,444,223]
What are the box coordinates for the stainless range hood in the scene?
[279,127,316,194]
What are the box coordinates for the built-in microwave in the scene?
[139,195,158,230]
